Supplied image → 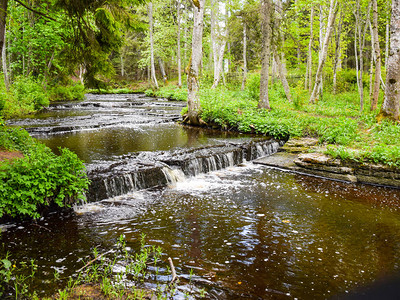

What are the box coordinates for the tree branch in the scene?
[15,0,57,22]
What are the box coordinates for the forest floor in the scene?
[0,150,23,162]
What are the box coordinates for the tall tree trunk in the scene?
[385,1,391,70]
[186,0,205,125]
[177,0,182,88]
[259,0,271,109]
[211,0,227,89]
[2,27,9,90]
[354,1,371,112]
[380,0,400,121]
[306,5,314,92]
[332,10,343,94]
[371,0,381,111]
[0,0,8,88]
[241,21,247,91]
[309,0,338,104]
[148,2,158,89]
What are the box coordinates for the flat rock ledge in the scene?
[254,138,400,188]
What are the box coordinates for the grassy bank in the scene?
[149,73,400,168]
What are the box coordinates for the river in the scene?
[2,94,400,299]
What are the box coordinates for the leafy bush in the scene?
[245,73,260,101]
[48,83,85,101]
[11,76,49,110]
[0,126,89,219]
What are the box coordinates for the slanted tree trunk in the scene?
[177,0,182,88]
[309,0,338,104]
[306,5,314,92]
[273,45,292,102]
[148,2,158,89]
[371,0,381,111]
[241,21,247,91]
[380,0,400,121]
[158,58,167,85]
[186,0,205,125]
[259,0,271,110]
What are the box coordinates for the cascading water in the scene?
[86,139,284,201]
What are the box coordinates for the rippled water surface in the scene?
[3,95,400,299]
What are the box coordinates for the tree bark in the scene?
[259,0,271,110]
[309,0,338,104]
[158,58,167,85]
[0,0,8,87]
[385,1,391,70]
[273,45,292,102]
[306,5,314,92]
[371,0,381,111]
[332,10,343,94]
[2,27,8,90]
[380,0,400,121]
[177,0,182,88]
[148,2,158,89]
[241,21,247,91]
[186,0,205,125]
[211,0,227,89]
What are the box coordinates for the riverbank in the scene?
[148,82,400,172]
[254,138,400,188]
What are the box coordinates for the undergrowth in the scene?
[0,125,89,219]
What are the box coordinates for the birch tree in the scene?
[273,0,292,102]
[211,0,228,89]
[186,0,206,125]
[177,0,182,88]
[305,5,314,92]
[353,0,371,111]
[371,0,381,111]
[241,20,247,90]
[148,2,158,88]
[380,0,400,121]
[309,0,338,104]
[259,0,271,110]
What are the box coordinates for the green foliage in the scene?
[48,84,86,102]
[245,73,261,101]
[0,125,36,153]
[0,126,89,219]
[11,76,49,110]
[0,253,38,299]
[147,85,188,101]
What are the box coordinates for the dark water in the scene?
[3,95,400,299]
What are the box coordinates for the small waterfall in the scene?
[86,139,283,201]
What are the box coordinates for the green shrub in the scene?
[245,73,260,101]
[11,76,49,110]
[49,83,85,101]
[0,144,89,218]
[0,126,89,219]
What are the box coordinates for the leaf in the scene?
[1,259,12,269]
